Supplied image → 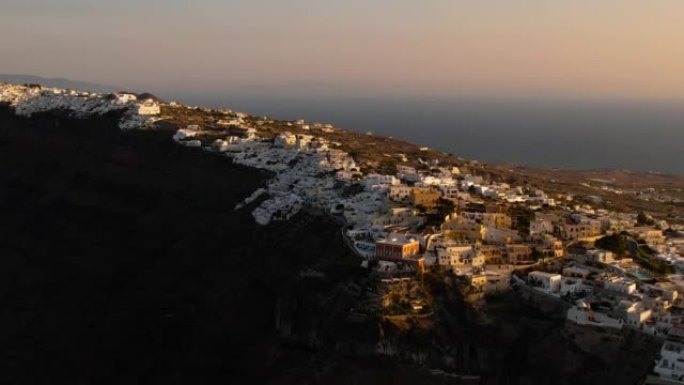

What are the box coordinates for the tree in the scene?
[595,234,628,257]
[377,158,398,175]
[435,198,456,216]
[531,249,546,262]
[637,211,655,226]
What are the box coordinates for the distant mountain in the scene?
[0,74,118,94]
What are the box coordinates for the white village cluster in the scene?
[0,82,162,130]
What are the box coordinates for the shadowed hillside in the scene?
[0,107,378,384]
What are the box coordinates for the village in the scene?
[3,81,684,383]
[173,103,684,384]
[0,82,163,130]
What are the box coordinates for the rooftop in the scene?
[529,271,561,279]
[377,233,419,246]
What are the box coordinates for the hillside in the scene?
[156,102,684,225]
[0,107,364,384]
[0,90,667,384]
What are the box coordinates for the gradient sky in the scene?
[2,0,684,99]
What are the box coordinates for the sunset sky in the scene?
[2,0,683,99]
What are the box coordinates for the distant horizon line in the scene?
[3,73,684,106]
[2,74,683,177]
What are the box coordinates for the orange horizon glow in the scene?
[1,1,683,99]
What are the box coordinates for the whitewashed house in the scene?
[136,100,160,115]
[484,227,521,245]
[654,341,684,382]
[528,271,561,293]
[620,301,652,327]
[388,185,413,202]
[602,276,637,295]
[567,300,623,329]
[274,132,297,148]
[560,278,584,295]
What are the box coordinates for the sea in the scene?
[173,93,684,175]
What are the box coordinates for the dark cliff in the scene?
[0,106,379,384]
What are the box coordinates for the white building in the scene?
[435,244,485,276]
[567,301,623,329]
[437,245,476,267]
[136,100,160,115]
[388,185,413,202]
[530,213,559,236]
[396,166,420,183]
[620,301,652,327]
[586,249,616,264]
[560,278,584,295]
[172,128,197,142]
[364,174,400,189]
[654,341,684,382]
[484,227,521,245]
[274,132,297,148]
[295,134,314,150]
[113,92,137,104]
[602,276,637,295]
[528,271,562,293]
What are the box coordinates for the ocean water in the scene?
[175,94,684,175]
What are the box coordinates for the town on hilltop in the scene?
[3,81,684,383]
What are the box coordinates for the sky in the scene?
[2,0,684,99]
